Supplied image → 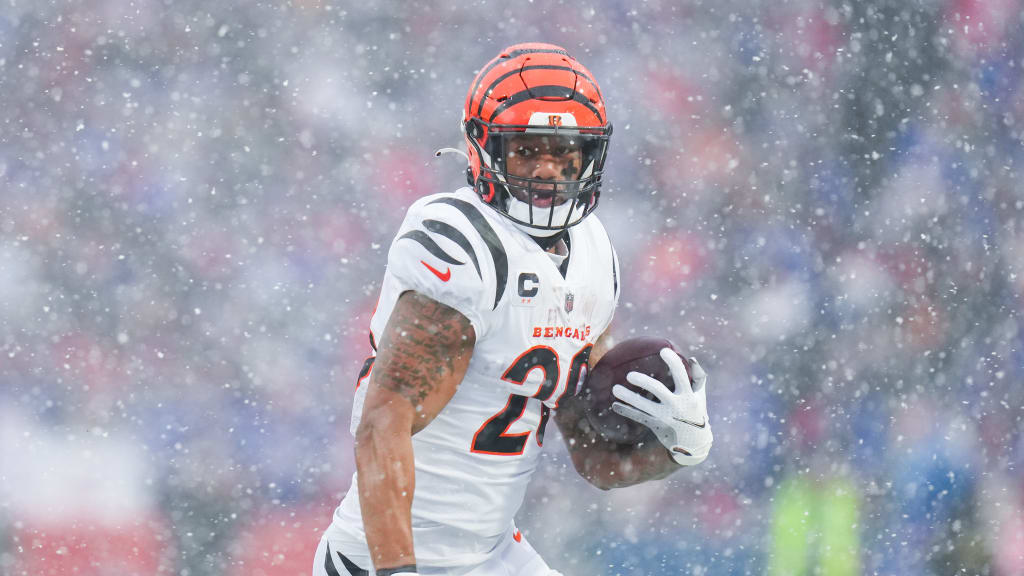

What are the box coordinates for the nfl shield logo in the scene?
[565,291,574,313]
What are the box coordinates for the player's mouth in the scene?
[531,189,557,208]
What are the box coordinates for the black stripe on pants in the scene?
[324,542,368,576]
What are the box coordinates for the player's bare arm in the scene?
[554,331,682,490]
[354,290,475,572]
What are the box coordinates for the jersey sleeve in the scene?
[383,196,498,339]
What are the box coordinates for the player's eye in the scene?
[512,146,533,158]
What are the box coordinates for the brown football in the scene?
[580,336,692,444]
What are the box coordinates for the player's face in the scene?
[504,134,583,208]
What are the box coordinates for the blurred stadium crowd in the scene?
[1,1,1023,575]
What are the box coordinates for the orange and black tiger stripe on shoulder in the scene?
[427,197,508,310]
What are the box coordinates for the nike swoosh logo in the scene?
[421,260,451,282]
[673,416,707,429]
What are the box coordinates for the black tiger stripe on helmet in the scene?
[460,42,612,234]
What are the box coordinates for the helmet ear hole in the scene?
[465,118,483,140]
[476,180,496,203]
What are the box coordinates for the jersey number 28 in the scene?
[471,343,592,456]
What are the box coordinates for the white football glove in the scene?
[611,348,713,466]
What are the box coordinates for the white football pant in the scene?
[312,524,562,576]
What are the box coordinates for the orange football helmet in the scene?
[462,43,612,236]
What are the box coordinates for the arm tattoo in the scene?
[373,291,475,410]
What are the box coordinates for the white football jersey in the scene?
[326,187,619,569]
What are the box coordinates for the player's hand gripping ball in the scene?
[580,337,689,443]
[581,337,713,465]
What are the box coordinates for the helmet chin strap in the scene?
[505,192,586,234]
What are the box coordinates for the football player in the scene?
[313,43,713,576]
